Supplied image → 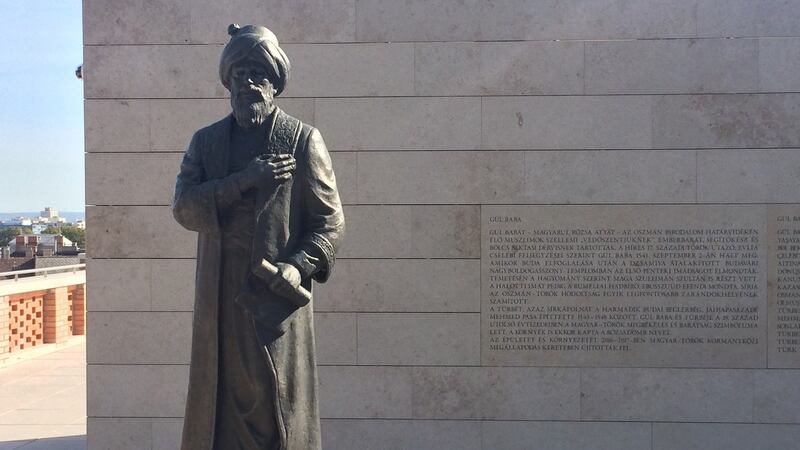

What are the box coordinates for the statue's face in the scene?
[229,55,276,128]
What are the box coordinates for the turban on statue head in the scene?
[219,24,291,96]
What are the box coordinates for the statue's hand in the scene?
[268,262,302,297]
[238,154,296,192]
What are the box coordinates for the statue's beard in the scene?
[231,91,273,128]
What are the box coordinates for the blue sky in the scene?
[0,1,84,212]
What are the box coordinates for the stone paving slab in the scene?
[0,338,86,448]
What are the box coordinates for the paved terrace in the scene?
[0,338,86,450]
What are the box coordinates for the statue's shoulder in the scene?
[192,115,231,145]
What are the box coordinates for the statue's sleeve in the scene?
[288,128,345,283]
[172,131,241,233]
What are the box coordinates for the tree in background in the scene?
[42,225,61,235]
[60,226,85,249]
[0,227,21,246]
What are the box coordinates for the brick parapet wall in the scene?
[0,283,85,361]
[72,284,86,336]
[0,296,8,364]
[43,287,71,344]
[7,290,46,352]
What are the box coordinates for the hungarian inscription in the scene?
[769,206,800,368]
[481,205,772,368]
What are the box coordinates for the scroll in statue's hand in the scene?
[270,262,302,294]
[237,154,296,192]
[251,259,311,307]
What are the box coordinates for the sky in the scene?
[0,1,84,212]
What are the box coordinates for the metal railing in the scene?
[0,264,86,281]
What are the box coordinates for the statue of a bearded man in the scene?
[172,24,344,450]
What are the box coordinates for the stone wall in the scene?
[84,1,800,448]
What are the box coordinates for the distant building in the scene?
[40,207,58,219]
[5,217,32,226]
[10,235,78,257]
[72,219,86,230]
[33,207,67,225]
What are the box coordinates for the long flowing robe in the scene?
[172,108,344,450]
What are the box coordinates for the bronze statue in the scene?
[172,24,345,450]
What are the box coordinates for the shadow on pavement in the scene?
[0,434,86,450]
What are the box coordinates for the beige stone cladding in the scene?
[84,0,800,448]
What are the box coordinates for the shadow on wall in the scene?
[0,435,86,450]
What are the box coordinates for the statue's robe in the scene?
[172,108,344,450]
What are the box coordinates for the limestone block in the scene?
[523,150,696,203]
[754,370,800,423]
[357,313,480,365]
[90,417,182,450]
[151,418,183,450]
[412,43,481,96]
[321,419,481,450]
[87,417,151,450]
[355,151,526,204]
[355,0,481,42]
[318,366,412,418]
[87,364,189,417]
[757,1,800,36]
[313,259,480,312]
[87,259,195,312]
[340,205,480,258]
[85,150,352,207]
[85,100,149,152]
[482,421,652,450]
[481,0,696,41]
[482,96,652,150]
[329,153,356,205]
[316,97,481,151]
[697,0,758,37]
[586,39,758,94]
[86,98,314,152]
[87,312,192,364]
[480,41,584,95]
[189,0,356,44]
[86,153,181,206]
[653,423,800,450]
[414,42,583,96]
[759,38,800,92]
[698,0,800,37]
[148,99,229,151]
[282,44,413,97]
[314,313,357,365]
[87,206,196,259]
[653,94,800,149]
[581,368,754,422]
[411,367,580,420]
[698,149,800,203]
[83,0,191,44]
[89,205,476,259]
[278,98,318,129]
[150,98,313,151]
[84,45,225,99]
[156,98,314,150]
